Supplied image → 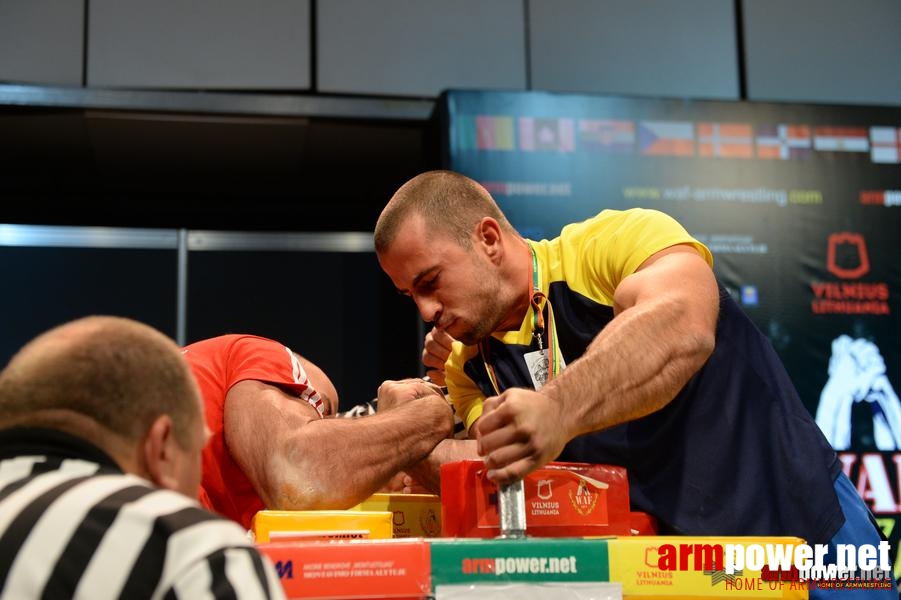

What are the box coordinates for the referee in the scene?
[0,316,284,599]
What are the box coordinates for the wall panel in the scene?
[529,0,739,99]
[88,0,310,89]
[0,0,83,86]
[318,0,526,96]
[743,0,901,106]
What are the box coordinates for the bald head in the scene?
[0,316,201,449]
[374,170,516,254]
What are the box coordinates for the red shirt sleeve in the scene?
[216,335,325,417]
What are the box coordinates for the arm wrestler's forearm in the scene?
[270,399,453,509]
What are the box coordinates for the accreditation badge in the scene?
[524,349,550,390]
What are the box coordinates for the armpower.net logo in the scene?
[649,542,893,591]
[460,555,579,576]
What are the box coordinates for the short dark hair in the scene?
[0,316,200,448]
[374,170,516,253]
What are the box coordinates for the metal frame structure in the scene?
[0,223,374,346]
[0,84,434,121]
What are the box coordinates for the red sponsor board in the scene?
[441,460,632,538]
[257,539,431,600]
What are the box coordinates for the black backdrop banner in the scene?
[439,89,901,574]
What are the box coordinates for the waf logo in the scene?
[568,478,600,516]
[827,232,869,279]
[811,232,889,315]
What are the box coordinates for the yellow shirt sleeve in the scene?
[567,208,713,302]
[445,342,485,434]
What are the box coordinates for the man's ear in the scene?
[477,217,503,260]
[142,414,179,491]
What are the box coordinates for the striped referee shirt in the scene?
[0,427,285,600]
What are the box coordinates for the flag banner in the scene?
[578,119,635,153]
[756,124,812,160]
[870,127,901,164]
[638,121,695,156]
[519,118,575,152]
[813,126,870,152]
[697,122,754,158]
[476,116,515,151]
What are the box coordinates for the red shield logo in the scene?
[827,233,870,279]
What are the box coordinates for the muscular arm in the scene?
[224,379,453,510]
[550,245,718,434]
[478,245,719,483]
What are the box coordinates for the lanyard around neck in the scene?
[529,242,546,341]
[480,242,560,395]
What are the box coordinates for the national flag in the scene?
[756,124,812,160]
[454,115,477,151]
[476,116,515,150]
[519,117,575,152]
[578,119,635,153]
[697,122,753,158]
[813,126,869,152]
[870,126,901,163]
[638,121,694,156]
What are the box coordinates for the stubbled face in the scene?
[377,214,508,346]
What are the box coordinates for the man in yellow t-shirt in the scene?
[374,170,895,599]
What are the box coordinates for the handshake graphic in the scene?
[816,335,901,450]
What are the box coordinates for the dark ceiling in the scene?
[0,88,440,232]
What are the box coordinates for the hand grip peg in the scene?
[497,479,526,538]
